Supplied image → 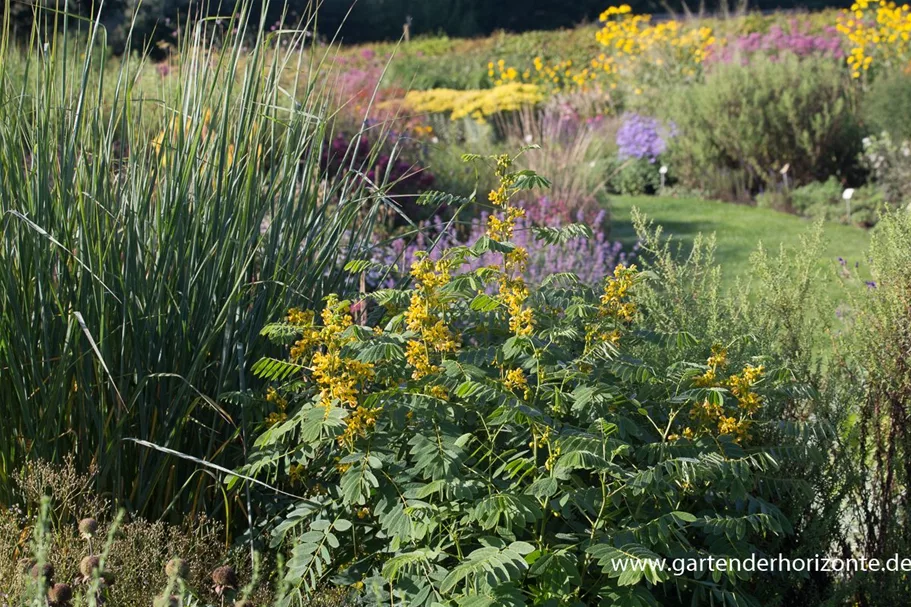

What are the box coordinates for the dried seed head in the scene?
[48,582,72,604]
[234,601,255,607]
[78,518,99,538]
[30,562,54,582]
[79,555,101,578]
[165,558,190,579]
[211,565,238,588]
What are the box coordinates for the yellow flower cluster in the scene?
[404,256,459,379]
[684,348,764,444]
[727,364,764,414]
[837,0,911,78]
[489,5,717,98]
[487,154,535,337]
[594,7,716,81]
[309,295,375,409]
[503,367,531,400]
[693,345,726,387]
[287,308,321,362]
[599,264,638,322]
[403,84,545,123]
[489,57,599,93]
[265,387,288,427]
[338,405,381,447]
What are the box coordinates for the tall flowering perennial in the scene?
[593,5,717,88]
[488,154,535,337]
[246,153,821,606]
[837,0,911,78]
[681,345,766,444]
[489,5,717,96]
[615,113,674,162]
[404,255,459,379]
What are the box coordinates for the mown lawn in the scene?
[609,195,872,297]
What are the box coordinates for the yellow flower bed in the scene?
[837,0,911,78]
[489,4,718,97]
[403,83,544,122]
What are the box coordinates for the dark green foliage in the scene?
[610,158,662,196]
[243,167,835,605]
[862,71,911,142]
[667,55,863,199]
[756,178,888,227]
[836,211,911,605]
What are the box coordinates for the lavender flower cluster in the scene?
[707,21,845,64]
[373,198,634,288]
[616,113,673,163]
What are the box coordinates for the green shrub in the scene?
[610,157,662,195]
[666,55,863,198]
[860,132,911,206]
[630,213,852,606]
[836,210,911,604]
[244,154,832,606]
[862,71,911,143]
[759,178,889,227]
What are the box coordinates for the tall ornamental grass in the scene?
[0,4,387,519]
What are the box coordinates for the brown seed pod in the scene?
[78,518,99,538]
[80,555,101,578]
[211,565,238,588]
[48,582,72,604]
[165,557,190,579]
[30,562,54,583]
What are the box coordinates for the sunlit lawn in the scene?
[610,195,872,303]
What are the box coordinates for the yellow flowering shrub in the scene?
[402,83,544,123]
[837,0,911,78]
[676,345,766,444]
[489,4,718,97]
[246,152,822,606]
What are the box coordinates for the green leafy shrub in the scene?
[244,153,830,606]
[667,55,863,198]
[836,210,911,603]
[757,178,888,227]
[860,132,911,206]
[862,71,911,143]
[629,214,852,606]
[610,158,662,195]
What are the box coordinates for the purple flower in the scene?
[706,20,845,64]
[373,198,634,289]
[616,113,672,163]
